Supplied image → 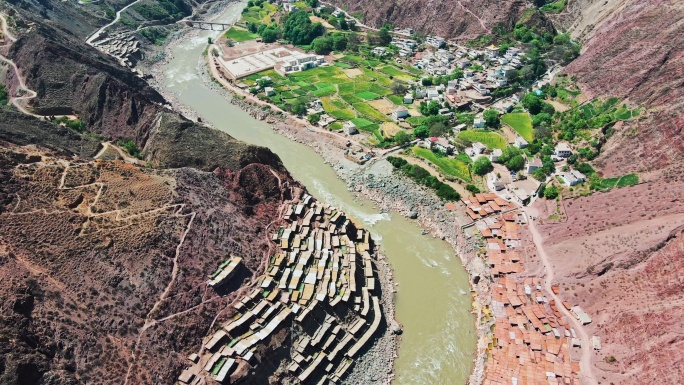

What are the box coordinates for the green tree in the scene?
[429,122,449,137]
[283,10,324,45]
[312,36,333,54]
[305,0,319,7]
[506,154,525,172]
[522,92,544,114]
[308,114,321,125]
[393,130,409,145]
[346,32,360,51]
[260,27,279,43]
[473,156,493,176]
[421,77,433,86]
[332,33,348,51]
[497,146,521,164]
[466,184,480,194]
[483,109,500,128]
[414,126,429,138]
[291,102,307,116]
[544,184,559,199]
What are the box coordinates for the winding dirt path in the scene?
[0,14,41,117]
[86,0,145,45]
[524,208,598,385]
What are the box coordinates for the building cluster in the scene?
[473,212,584,384]
[178,193,383,384]
[462,193,514,221]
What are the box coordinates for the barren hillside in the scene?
[531,178,684,385]
[0,133,294,383]
[327,0,526,38]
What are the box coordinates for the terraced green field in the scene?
[458,130,507,150]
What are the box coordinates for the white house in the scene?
[490,148,502,162]
[561,170,586,186]
[391,106,409,120]
[473,118,485,128]
[514,136,529,149]
[430,137,454,155]
[554,142,573,158]
[343,121,358,135]
[472,142,487,154]
[264,87,275,96]
[426,88,440,100]
[372,47,387,56]
[425,36,445,48]
[403,93,414,104]
[526,158,542,174]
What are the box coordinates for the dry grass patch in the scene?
[380,122,402,138]
[368,98,396,114]
[343,68,363,78]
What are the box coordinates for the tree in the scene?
[312,36,333,54]
[393,130,409,145]
[378,26,392,46]
[338,18,349,30]
[429,122,449,137]
[307,114,320,125]
[414,126,429,138]
[483,109,500,128]
[419,100,441,116]
[421,77,433,86]
[472,156,493,176]
[522,92,544,114]
[260,27,279,43]
[332,33,347,51]
[291,102,307,116]
[390,80,408,95]
[507,154,525,172]
[283,10,324,45]
[257,78,273,88]
[497,146,521,164]
[532,112,552,127]
[466,184,480,194]
[543,185,559,199]
[347,32,360,51]
[305,0,319,7]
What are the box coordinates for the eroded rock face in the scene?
[562,0,684,174]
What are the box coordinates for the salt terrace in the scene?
[178,192,383,384]
[476,211,585,384]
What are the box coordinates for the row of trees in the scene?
[387,157,461,201]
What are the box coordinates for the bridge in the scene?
[185,21,232,31]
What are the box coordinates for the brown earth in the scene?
[0,124,296,384]
[530,179,684,385]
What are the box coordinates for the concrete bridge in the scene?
[185,21,231,31]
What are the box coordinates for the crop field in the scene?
[501,113,534,142]
[353,102,392,121]
[224,27,259,42]
[413,147,472,182]
[458,130,507,150]
[355,91,381,100]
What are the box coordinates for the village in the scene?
[205,0,633,208]
[177,192,386,384]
